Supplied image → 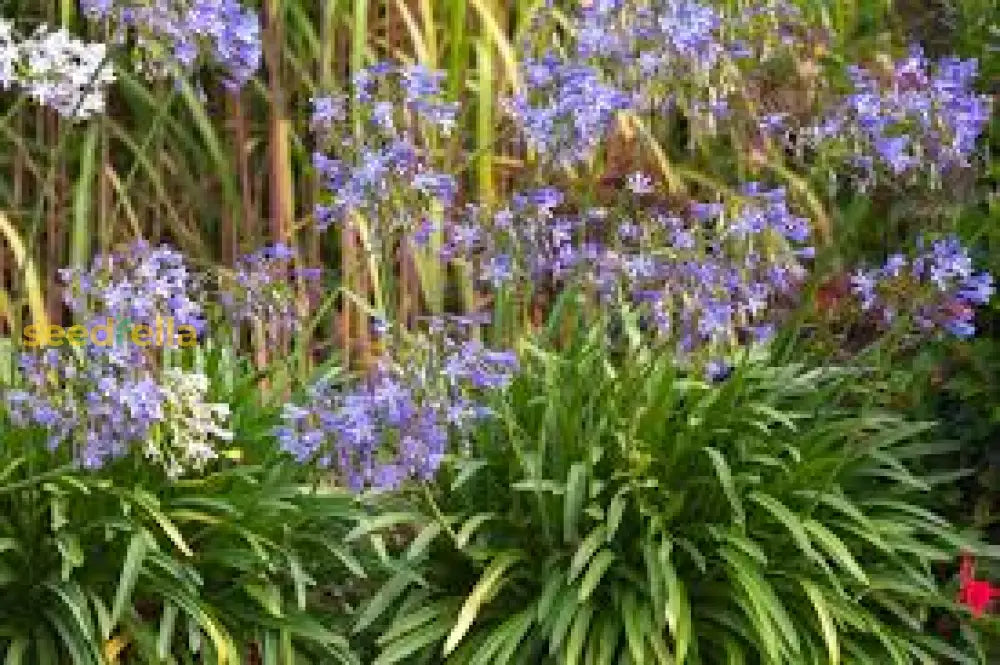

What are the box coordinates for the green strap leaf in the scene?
[456,513,496,549]
[803,519,869,586]
[801,579,839,665]
[563,602,594,665]
[579,550,615,601]
[443,551,522,655]
[703,447,744,526]
[564,464,587,543]
[131,491,193,556]
[622,591,645,665]
[570,526,607,583]
[606,493,626,542]
[662,555,691,665]
[354,571,412,634]
[374,621,450,665]
[3,637,27,665]
[112,530,154,629]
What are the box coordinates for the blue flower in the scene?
[82,0,262,88]
[275,323,517,491]
[810,46,990,180]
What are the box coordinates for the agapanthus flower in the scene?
[310,93,346,132]
[310,63,458,233]
[806,45,990,182]
[447,182,811,372]
[706,358,733,382]
[627,171,654,194]
[514,0,797,153]
[221,243,320,340]
[0,19,114,118]
[848,235,993,338]
[59,239,205,336]
[503,57,634,165]
[80,0,261,88]
[154,369,232,478]
[5,342,232,474]
[7,246,232,474]
[276,319,517,491]
[571,0,727,85]
[5,345,215,475]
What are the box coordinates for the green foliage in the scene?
[0,359,365,665]
[359,319,989,664]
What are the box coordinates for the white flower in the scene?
[626,171,654,195]
[22,26,115,118]
[0,20,18,89]
[0,18,114,119]
[150,369,233,478]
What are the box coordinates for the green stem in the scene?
[421,482,459,547]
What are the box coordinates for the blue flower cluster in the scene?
[220,243,321,341]
[8,244,230,472]
[275,318,517,491]
[441,181,811,371]
[7,346,153,468]
[509,0,839,165]
[504,58,634,165]
[80,0,261,89]
[573,0,727,84]
[311,63,458,233]
[59,239,205,335]
[508,0,735,163]
[630,185,811,354]
[808,45,990,181]
[7,347,230,474]
[850,235,994,338]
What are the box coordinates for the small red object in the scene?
[958,553,1000,617]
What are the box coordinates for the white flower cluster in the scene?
[149,369,233,478]
[0,18,114,118]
